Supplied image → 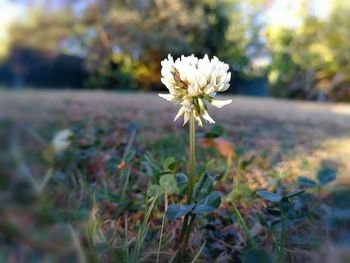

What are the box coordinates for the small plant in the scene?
[298,166,337,195]
[158,54,232,250]
[131,195,158,262]
[256,189,304,263]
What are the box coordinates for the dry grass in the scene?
[1,90,350,129]
[1,90,350,183]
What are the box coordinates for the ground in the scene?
[1,90,350,262]
[2,90,350,182]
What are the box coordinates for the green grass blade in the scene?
[232,202,258,249]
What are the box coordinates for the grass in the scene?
[1,90,350,262]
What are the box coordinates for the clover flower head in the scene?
[159,54,232,126]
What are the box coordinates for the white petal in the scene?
[183,111,190,126]
[174,106,185,122]
[204,84,215,96]
[210,99,232,108]
[197,98,206,114]
[195,115,203,127]
[202,110,215,124]
[158,94,174,101]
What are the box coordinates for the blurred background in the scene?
[2,1,350,262]
[1,0,350,101]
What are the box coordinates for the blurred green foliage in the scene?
[265,0,350,101]
[5,0,350,101]
[6,0,263,90]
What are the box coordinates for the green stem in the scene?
[236,159,242,185]
[178,215,189,244]
[184,214,196,244]
[232,202,258,249]
[124,214,129,262]
[121,168,131,203]
[222,156,233,181]
[156,193,168,263]
[179,111,196,245]
[187,111,195,204]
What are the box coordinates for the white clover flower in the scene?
[52,129,73,154]
[159,54,232,126]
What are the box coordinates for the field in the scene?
[1,91,350,262]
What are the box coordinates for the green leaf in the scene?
[297,176,317,189]
[166,204,195,221]
[244,249,273,263]
[163,157,176,171]
[256,190,282,202]
[205,125,224,139]
[193,192,221,214]
[144,152,161,172]
[198,191,221,207]
[317,167,337,186]
[147,185,161,197]
[286,189,305,198]
[194,172,214,201]
[175,173,188,187]
[159,174,178,194]
[279,197,291,213]
[140,161,154,177]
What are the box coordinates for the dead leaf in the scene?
[215,138,234,159]
[117,161,127,171]
[199,138,235,159]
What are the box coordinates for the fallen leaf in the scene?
[199,138,235,159]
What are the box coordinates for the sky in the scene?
[0,0,25,56]
[264,0,332,28]
[0,0,89,57]
[0,0,334,32]
[0,1,25,35]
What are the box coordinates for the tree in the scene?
[7,0,259,90]
[266,0,350,101]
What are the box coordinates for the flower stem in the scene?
[179,111,196,245]
[187,111,196,204]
